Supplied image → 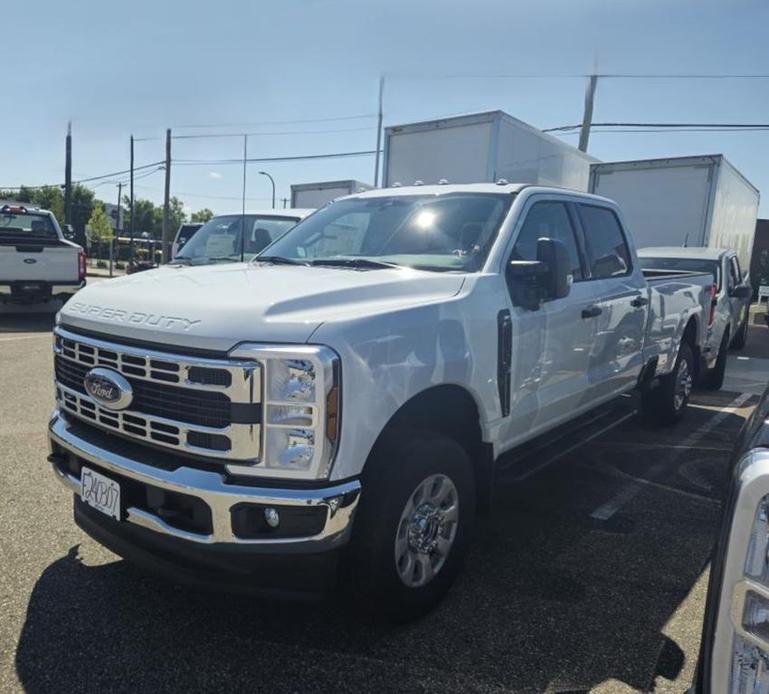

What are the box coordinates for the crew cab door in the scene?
[503,197,603,438]
[726,253,750,333]
[573,203,647,400]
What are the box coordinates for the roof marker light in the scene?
[438,179,449,185]
[496,179,509,185]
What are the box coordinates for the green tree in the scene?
[152,196,187,237]
[71,184,95,239]
[190,208,214,223]
[30,186,65,226]
[122,197,156,237]
[87,202,114,260]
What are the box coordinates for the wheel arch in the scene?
[364,384,494,514]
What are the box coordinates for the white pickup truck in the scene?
[47,184,714,619]
[0,204,86,306]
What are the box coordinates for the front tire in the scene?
[642,341,694,426]
[346,431,475,622]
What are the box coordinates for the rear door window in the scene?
[577,205,632,279]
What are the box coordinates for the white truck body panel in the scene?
[0,243,80,281]
[290,180,372,209]
[589,156,760,271]
[383,111,598,190]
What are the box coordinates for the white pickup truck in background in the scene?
[0,204,86,306]
[48,184,715,619]
[639,247,753,391]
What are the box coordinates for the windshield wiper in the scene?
[256,255,309,266]
[168,257,192,266]
[207,256,239,263]
[309,258,401,270]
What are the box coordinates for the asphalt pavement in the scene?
[0,307,762,693]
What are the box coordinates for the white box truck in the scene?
[382,110,598,190]
[589,155,760,271]
[290,180,372,208]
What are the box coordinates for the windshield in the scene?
[639,256,721,289]
[0,211,58,243]
[175,214,299,265]
[259,193,513,272]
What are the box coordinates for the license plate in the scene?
[80,466,121,520]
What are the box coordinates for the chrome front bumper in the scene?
[48,410,361,550]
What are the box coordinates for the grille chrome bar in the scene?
[53,327,262,461]
[53,327,260,402]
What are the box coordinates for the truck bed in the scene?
[642,269,713,377]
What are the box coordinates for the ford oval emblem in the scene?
[23,258,37,264]
[83,367,133,411]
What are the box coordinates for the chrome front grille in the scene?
[53,327,261,461]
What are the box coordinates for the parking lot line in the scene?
[590,392,753,521]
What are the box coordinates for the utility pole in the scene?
[578,74,598,153]
[373,76,384,187]
[129,135,135,265]
[161,128,172,263]
[111,181,122,278]
[240,134,248,262]
[64,122,72,225]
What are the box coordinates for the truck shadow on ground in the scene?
[0,312,57,333]
[15,399,743,693]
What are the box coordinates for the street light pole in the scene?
[258,171,275,209]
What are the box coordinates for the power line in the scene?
[169,126,376,141]
[544,122,769,133]
[75,161,165,184]
[134,184,273,202]
[172,113,377,129]
[173,149,379,166]
[393,72,769,80]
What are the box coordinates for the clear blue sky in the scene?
[3,0,769,214]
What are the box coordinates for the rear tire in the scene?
[345,430,475,622]
[642,341,694,426]
[703,330,729,390]
[731,316,748,351]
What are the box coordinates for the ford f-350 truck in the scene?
[48,184,714,619]
[0,204,86,305]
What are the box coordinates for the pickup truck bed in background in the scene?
[0,205,85,305]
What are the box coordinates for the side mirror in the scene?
[730,285,751,300]
[62,224,75,241]
[536,237,571,301]
[507,237,572,310]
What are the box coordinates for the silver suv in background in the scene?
[638,247,752,389]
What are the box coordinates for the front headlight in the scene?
[228,344,340,480]
[706,452,769,693]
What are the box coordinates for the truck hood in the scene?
[60,263,466,352]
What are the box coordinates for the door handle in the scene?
[581,305,602,319]
[630,296,649,308]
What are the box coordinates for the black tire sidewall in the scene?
[346,431,475,620]
[705,330,729,389]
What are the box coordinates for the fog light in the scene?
[264,507,280,528]
[731,636,769,692]
[744,591,769,642]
